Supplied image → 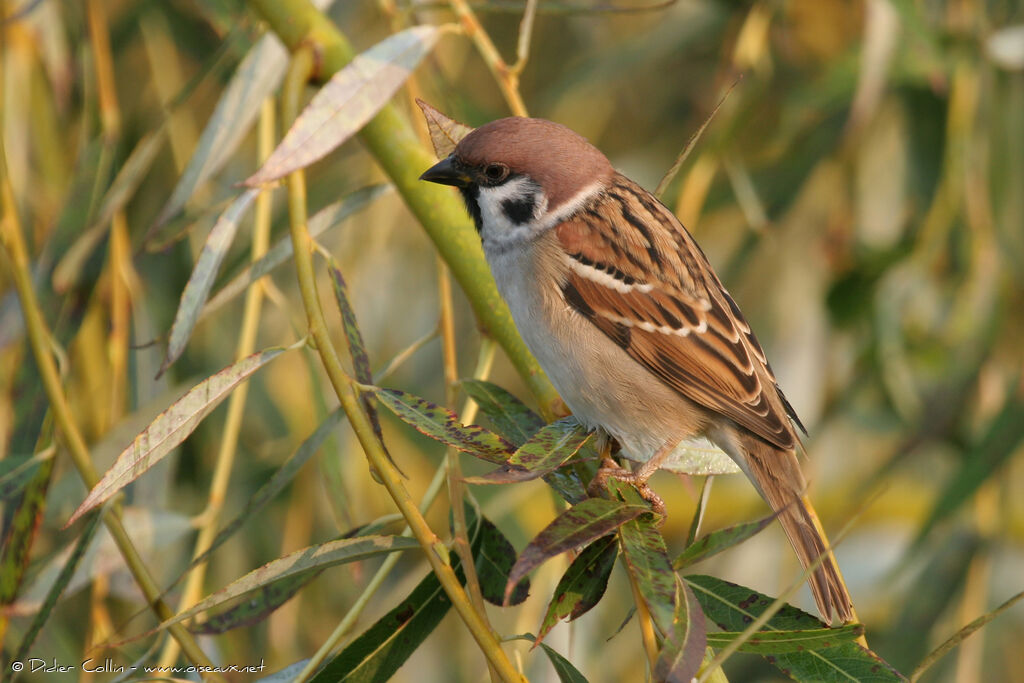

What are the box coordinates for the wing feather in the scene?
[555,173,801,451]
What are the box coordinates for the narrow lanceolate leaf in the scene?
[164,536,419,631]
[12,511,102,664]
[158,188,260,377]
[506,499,648,605]
[311,512,486,682]
[192,570,313,635]
[178,409,344,584]
[201,184,391,320]
[472,514,530,606]
[373,387,514,462]
[536,534,618,644]
[673,513,776,569]
[685,575,904,682]
[510,418,591,470]
[509,635,590,683]
[470,418,592,484]
[245,26,440,186]
[153,33,287,228]
[415,99,474,158]
[0,446,56,604]
[0,448,54,501]
[912,393,1024,550]
[327,260,397,473]
[67,348,287,526]
[910,588,1024,682]
[654,580,706,683]
[460,379,545,447]
[53,127,168,292]
[704,623,865,653]
[618,514,677,637]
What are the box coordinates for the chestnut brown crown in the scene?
[454,117,614,209]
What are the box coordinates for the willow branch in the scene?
[280,48,524,683]
[245,0,560,419]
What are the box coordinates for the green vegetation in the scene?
[1,0,1021,681]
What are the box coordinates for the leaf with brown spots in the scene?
[535,534,618,645]
[466,418,592,484]
[655,580,706,683]
[685,575,903,681]
[505,499,647,605]
[672,512,776,569]
[374,388,514,463]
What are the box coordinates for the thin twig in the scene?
[655,77,741,199]
[447,0,528,116]
[510,0,539,75]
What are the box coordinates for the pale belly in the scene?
[488,245,740,475]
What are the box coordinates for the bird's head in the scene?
[420,117,613,249]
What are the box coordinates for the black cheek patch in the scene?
[500,195,536,225]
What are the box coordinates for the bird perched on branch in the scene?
[420,113,853,624]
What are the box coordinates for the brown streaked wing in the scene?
[555,176,799,451]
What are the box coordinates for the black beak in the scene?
[419,156,472,188]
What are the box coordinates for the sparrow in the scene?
[419,116,853,624]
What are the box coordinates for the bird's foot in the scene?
[588,456,666,518]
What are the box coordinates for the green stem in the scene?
[245,0,561,420]
[280,49,524,683]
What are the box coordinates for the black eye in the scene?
[483,163,508,182]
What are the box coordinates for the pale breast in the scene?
[485,233,714,465]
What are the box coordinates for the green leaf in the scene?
[327,259,398,474]
[12,511,103,663]
[201,184,391,320]
[373,387,514,462]
[686,575,904,682]
[192,571,314,635]
[245,26,441,186]
[0,433,56,604]
[67,347,288,526]
[506,498,647,604]
[460,380,545,446]
[910,588,1024,682]
[536,534,618,644]
[618,514,677,637]
[469,418,592,484]
[153,20,294,228]
[474,515,529,606]
[912,392,1024,550]
[52,127,168,293]
[176,409,345,586]
[165,535,420,633]
[654,580,706,683]
[311,511,488,682]
[705,624,865,653]
[673,513,775,569]
[0,449,54,501]
[884,533,979,672]
[158,188,260,376]
[508,634,590,683]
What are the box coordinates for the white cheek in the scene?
[477,177,546,249]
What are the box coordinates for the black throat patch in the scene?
[459,185,483,233]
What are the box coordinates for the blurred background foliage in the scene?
[1,0,1022,681]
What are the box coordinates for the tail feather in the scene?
[738,432,853,624]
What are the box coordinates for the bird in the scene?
[419,115,854,624]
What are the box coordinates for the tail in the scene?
[737,431,854,624]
